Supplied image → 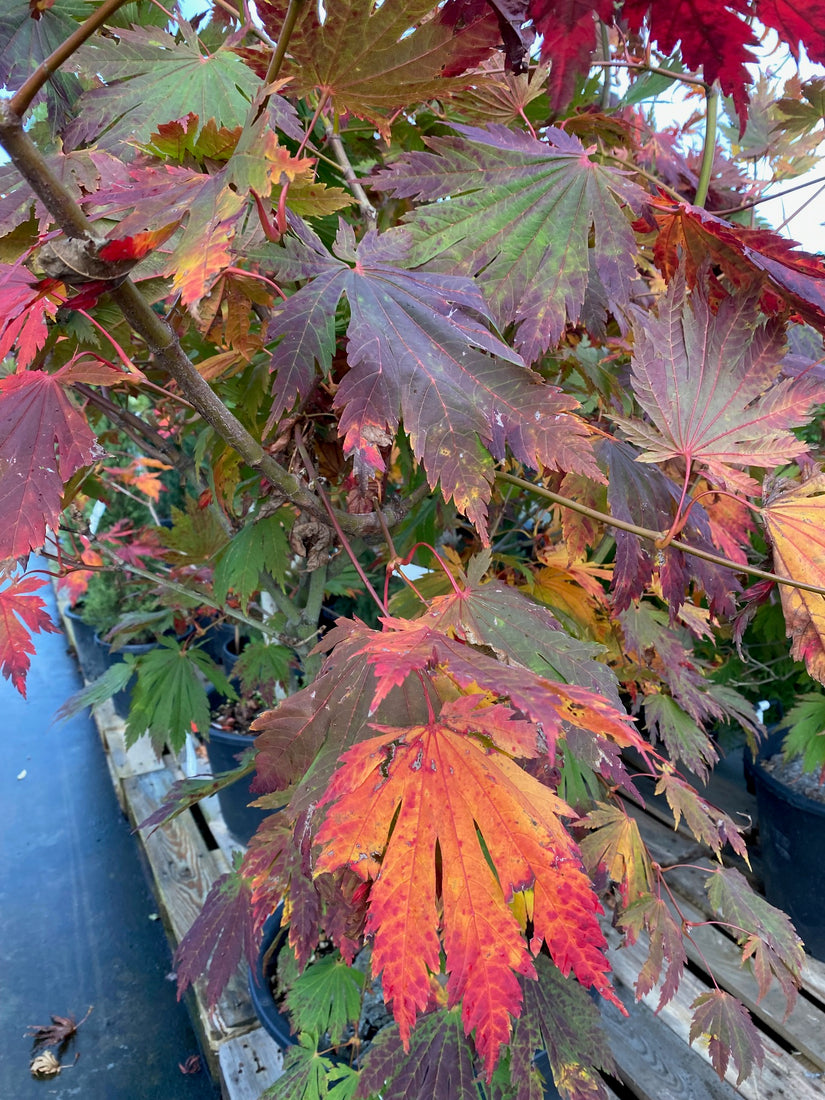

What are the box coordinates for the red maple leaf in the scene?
[268,219,600,538]
[0,371,102,558]
[0,263,58,370]
[314,696,621,1079]
[639,195,825,329]
[0,574,60,697]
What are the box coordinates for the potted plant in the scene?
[247,903,581,1099]
[3,0,825,1095]
[749,695,825,962]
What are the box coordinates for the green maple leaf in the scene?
[284,952,365,1045]
[125,638,235,753]
[613,271,825,495]
[641,693,718,780]
[0,0,83,129]
[64,23,259,152]
[213,512,291,612]
[268,220,600,539]
[262,1042,357,1100]
[371,123,645,362]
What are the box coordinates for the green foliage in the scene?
[125,639,236,753]
[4,0,825,1093]
[782,693,825,772]
[284,952,365,1045]
[213,512,292,611]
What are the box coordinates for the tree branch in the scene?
[10,0,131,117]
[496,472,825,598]
[0,105,417,539]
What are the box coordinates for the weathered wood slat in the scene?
[122,770,257,1044]
[600,987,740,1100]
[218,1030,285,1099]
[605,924,825,1099]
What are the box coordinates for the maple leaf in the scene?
[268,221,600,538]
[510,954,616,1100]
[654,767,749,861]
[0,0,81,129]
[27,1006,92,1052]
[314,697,620,1079]
[137,763,257,834]
[579,802,654,905]
[357,616,640,759]
[613,271,825,495]
[250,618,436,805]
[356,1009,482,1100]
[757,0,825,73]
[527,0,614,111]
[0,262,59,370]
[0,371,102,559]
[760,472,825,685]
[0,574,60,697]
[689,989,763,1085]
[284,953,365,1045]
[422,568,622,704]
[371,123,644,362]
[642,693,718,779]
[64,23,260,154]
[705,866,804,1012]
[213,512,291,612]
[264,1041,357,1100]
[639,196,825,329]
[254,0,500,137]
[174,860,257,1006]
[617,893,687,1010]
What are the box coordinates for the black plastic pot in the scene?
[203,719,267,845]
[93,633,157,719]
[751,728,825,962]
[249,907,563,1099]
[64,605,107,681]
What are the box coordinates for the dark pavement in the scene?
[0,575,222,1100]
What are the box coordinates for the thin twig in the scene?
[590,59,708,90]
[496,471,825,598]
[323,121,377,222]
[11,0,131,116]
[716,174,825,216]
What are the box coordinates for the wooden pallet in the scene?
[61,597,825,1098]
[59,596,286,1097]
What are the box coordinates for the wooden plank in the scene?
[94,697,165,780]
[218,1029,285,1100]
[626,796,825,1011]
[668,892,825,1070]
[600,987,740,1100]
[122,769,257,1040]
[605,925,825,1099]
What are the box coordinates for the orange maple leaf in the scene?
[761,473,825,684]
[313,696,621,1079]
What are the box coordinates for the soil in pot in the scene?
[751,728,825,961]
[250,906,564,1099]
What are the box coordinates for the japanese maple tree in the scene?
[2,0,825,1096]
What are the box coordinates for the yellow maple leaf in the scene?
[761,473,825,684]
